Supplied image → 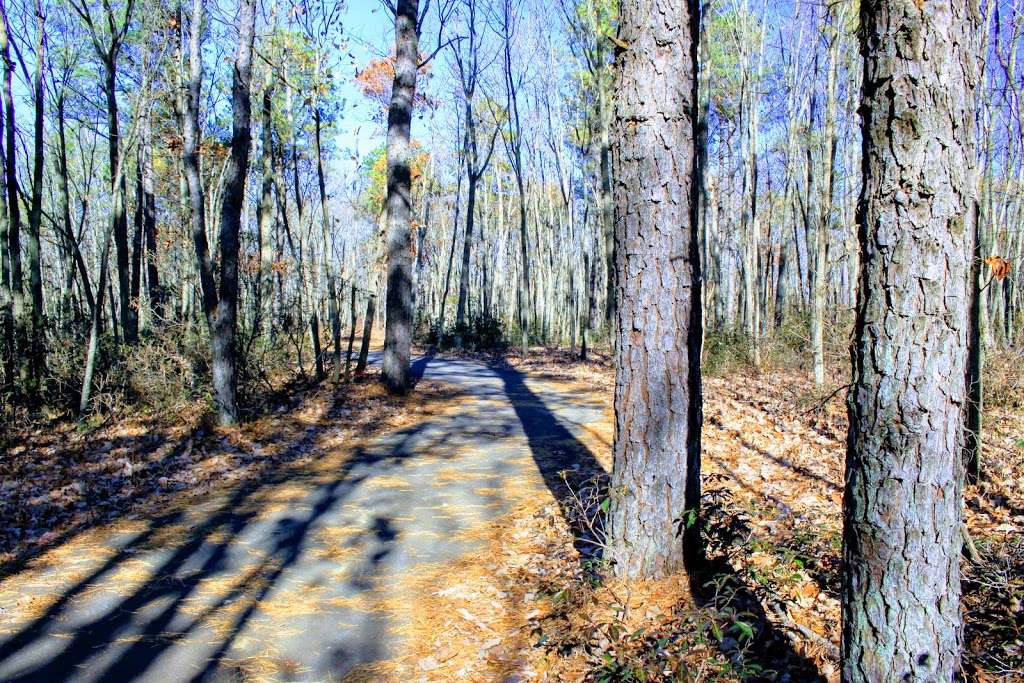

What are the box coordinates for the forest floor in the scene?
[0,349,1021,681]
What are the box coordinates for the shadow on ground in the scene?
[0,388,412,681]
[0,355,614,681]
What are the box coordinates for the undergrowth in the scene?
[4,323,309,432]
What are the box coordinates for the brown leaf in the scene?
[985,256,1012,281]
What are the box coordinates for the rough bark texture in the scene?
[211,0,256,426]
[843,1,980,680]
[606,0,702,579]
[382,0,419,394]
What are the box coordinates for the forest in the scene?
[0,0,1022,680]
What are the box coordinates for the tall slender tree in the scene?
[69,0,136,344]
[605,0,702,578]
[452,0,499,341]
[181,0,257,426]
[843,1,980,679]
[382,0,420,394]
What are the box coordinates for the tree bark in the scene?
[211,0,256,425]
[25,0,45,380]
[0,28,10,389]
[606,0,702,579]
[181,0,255,426]
[103,54,134,343]
[843,1,980,679]
[0,3,28,392]
[455,110,478,335]
[965,198,983,485]
[141,101,162,323]
[382,0,419,393]
[256,81,275,341]
[356,293,376,374]
[813,11,842,387]
[344,284,357,382]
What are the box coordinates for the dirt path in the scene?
[0,355,606,682]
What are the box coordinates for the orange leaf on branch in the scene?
[354,56,433,114]
[985,256,1012,281]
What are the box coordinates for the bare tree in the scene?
[180,0,257,426]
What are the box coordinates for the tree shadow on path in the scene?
[0,386,445,682]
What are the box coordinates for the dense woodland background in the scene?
[0,0,1019,421]
[0,0,1023,680]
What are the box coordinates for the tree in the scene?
[843,1,980,679]
[0,0,27,393]
[382,0,420,394]
[69,0,137,344]
[605,0,702,579]
[451,0,499,343]
[181,0,257,426]
[496,0,531,356]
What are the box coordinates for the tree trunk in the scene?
[813,16,841,386]
[439,167,462,329]
[25,0,45,381]
[606,0,702,579]
[0,5,28,392]
[141,104,162,322]
[843,1,979,679]
[344,284,357,382]
[356,293,376,374]
[0,41,10,390]
[80,186,123,414]
[382,0,419,393]
[131,144,145,331]
[965,201,983,485]
[256,82,275,342]
[455,165,477,336]
[103,55,135,344]
[210,0,256,425]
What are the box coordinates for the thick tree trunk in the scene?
[606,0,702,579]
[382,0,419,394]
[181,0,254,426]
[843,1,980,680]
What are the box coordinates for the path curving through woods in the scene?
[0,354,606,682]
